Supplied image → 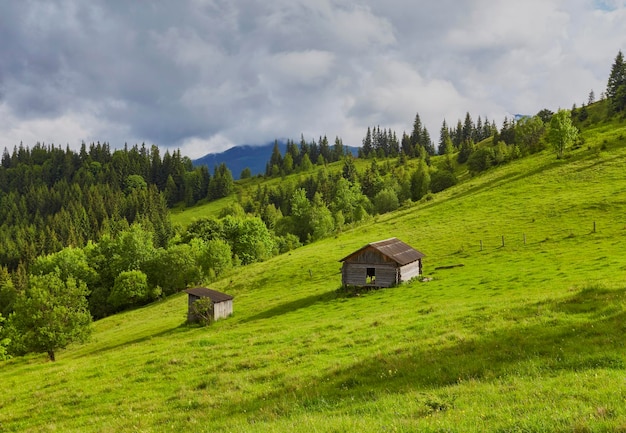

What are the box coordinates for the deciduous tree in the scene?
[221,215,275,264]
[193,238,233,281]
[373,188,399,214]
[515,115,546,155]
[10,272,92,361]
[410,159,430,201]
[108,270,154,308]
[547,109,579,158]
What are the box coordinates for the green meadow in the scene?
[2,119,626,432]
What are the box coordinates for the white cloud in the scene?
[179,135,235,159]
[0,102,120,148]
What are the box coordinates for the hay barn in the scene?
[184,287,233,322]
[340,238,424,288]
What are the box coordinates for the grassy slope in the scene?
[2,118,626,432]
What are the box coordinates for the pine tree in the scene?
[588,89,595,105]
[453,120,463,149]
[332,137,345,161]
[286,140,300,166]
[421,128,434,155]
[462,112,474,142]
[401,132,414,157]
[607,50,626,113]
[438,120,450,155]
[267,140,283,176]
[360,127,373,158]
[319,135,331,162]
[410,113,423,147]
[208,163,234,200]
[457,139,475,164]
[341,156,358,184]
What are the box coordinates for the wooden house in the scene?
[184,287,233,323]
[340,238,424,288]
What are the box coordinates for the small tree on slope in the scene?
[10,272,92,361]
[547,109,579,159]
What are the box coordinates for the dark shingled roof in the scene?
[340,237,425,266]
[184,287,233,303]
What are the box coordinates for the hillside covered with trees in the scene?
[0,50,625,363]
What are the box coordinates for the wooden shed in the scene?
[184,287,233,323]
[340,238,424,288]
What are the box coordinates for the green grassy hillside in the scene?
[2,118,626,432]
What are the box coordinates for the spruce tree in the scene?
[462,112,474,142]
[267,140,283,176]
[421,127,434,155]
[410,113,423,147]
[360,127,373,158]
[401,132,414,157]
[438,120,450,155]
[607,50,626,113]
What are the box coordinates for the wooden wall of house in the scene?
[187,294,201,322]
[342,262,398,287]
[345,248,395,265]
[399,260,421,282]
[213,300,233,320]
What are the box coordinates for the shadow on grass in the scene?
[240,289,339,323]
[448,158,566,203]
[85,321,190,357]
[230,286,626,416]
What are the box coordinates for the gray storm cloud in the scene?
[0,0,624,158]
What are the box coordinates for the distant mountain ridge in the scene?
[192,141,359,179]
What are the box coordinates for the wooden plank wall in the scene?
[345,248,394,265]
[342,263,398,287]
[213,300,233,320]
[187,294,200,322]
[399,261,421,282]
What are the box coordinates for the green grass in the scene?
[3,119,626,432]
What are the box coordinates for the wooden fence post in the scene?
[480,240,483,251]
[501,236,505,247]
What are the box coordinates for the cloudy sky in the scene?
[1,1,625,159]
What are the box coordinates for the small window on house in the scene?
[366,267,376,284]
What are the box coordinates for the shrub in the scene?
[108,270,155,309]
[191,297,214,326]
[275,233,302,254]
[467,147,495,174]
[373,188,400,214]
[0,314,11,361]
[430,170,458,193]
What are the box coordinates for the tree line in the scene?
[264,135,350,177]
